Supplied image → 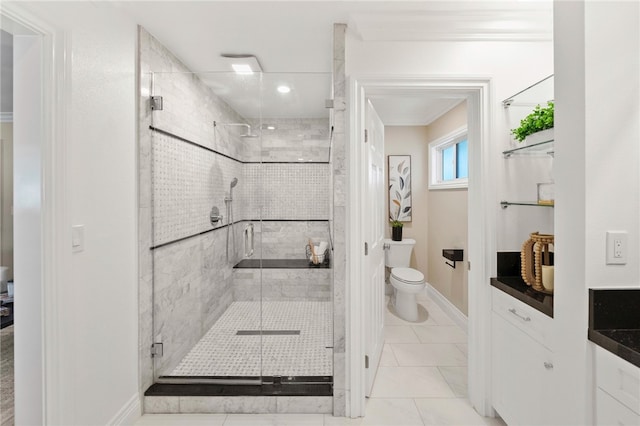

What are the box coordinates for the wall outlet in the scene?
[606,231,627,265]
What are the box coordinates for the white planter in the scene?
[523,128,554,146]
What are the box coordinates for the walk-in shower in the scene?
[142,53,333,397]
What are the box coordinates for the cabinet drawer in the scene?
[492,313,555,426]
[491,287,553,349]
[596,388,640,425]
[596,345,640,415]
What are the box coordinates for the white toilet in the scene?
[384,238,426,322]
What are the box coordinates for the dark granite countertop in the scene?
[234,259,331,269]
[589,288,640,368]
[490,276,554,318]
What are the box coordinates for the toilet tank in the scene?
[384,238,416,268]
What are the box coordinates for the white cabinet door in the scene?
[492,312,555,426]
[596,388,640,426]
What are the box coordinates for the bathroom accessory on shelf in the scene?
[442,249,464,268]
[521,232,554,294]
[306,240,329,266]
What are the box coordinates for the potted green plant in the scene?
[511,101,554,143]
[390,219,403,241]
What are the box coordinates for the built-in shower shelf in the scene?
[234,259,331,269]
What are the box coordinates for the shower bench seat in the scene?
[232,258,331,301]
[233,258,330,269]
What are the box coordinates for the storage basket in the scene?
[305,244,330,266]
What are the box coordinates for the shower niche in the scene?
[140,30,334,401]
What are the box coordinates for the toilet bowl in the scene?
[384,238,426,322]
[389,267,425,322]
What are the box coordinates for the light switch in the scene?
[72,225,85,253]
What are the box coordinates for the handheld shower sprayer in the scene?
[229,177,238,201]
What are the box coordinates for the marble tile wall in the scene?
[256,221,331,259]
[331,23,348,417]
[245,118,331,163]
[233,268,332,301]
[243,164,330,221]
[152,131,243,246]
[144,396,333,414]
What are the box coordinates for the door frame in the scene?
[1,4,66,424]
[347,75,495,417]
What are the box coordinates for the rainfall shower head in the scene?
[213,121,259,138]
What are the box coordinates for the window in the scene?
[429,126,468,189]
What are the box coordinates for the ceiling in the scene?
[7,1,553,125]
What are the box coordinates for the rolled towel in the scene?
[317,241,328,256]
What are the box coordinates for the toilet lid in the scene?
[391,267,424,284]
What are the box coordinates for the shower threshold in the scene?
[145,375,333,397]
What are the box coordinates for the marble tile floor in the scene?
[138,291,505,425]
[170,301,332,377]
[0,325,14,426]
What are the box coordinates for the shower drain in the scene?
[236,330,301,336]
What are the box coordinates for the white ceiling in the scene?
[17,1,552,125]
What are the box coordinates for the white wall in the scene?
[554,1,640,424]
[346,37,554,253]
[9,2,139,425]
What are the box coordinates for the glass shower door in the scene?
[148,70,263,383]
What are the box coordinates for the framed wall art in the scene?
[388,155,412,222]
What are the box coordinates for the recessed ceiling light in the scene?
[231,64,254,75]
[277,85,291,94]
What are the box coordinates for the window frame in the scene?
[428,125,469,190]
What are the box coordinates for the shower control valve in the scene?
[210,206,223,226]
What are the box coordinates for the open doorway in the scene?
[0,9,49,426]
[349,77,495,419]
[0,26,15,426]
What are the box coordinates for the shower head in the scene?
[226,177,239,202]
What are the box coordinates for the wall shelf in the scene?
[500,201,554,209]
[503,139,554,158]
[442,249,464,268]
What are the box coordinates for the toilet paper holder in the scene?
[442,249,464,269]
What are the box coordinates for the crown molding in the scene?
[350,7,553,42]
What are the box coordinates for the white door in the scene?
[364,100,386,396]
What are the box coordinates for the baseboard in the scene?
[108,393,141,425]
[426,283,468,333]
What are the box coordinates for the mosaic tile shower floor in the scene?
[170,301,333,377]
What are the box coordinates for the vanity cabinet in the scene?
[594,345,640,425]
[491,287,555,425]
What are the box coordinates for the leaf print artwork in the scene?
[388,155,412,222]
